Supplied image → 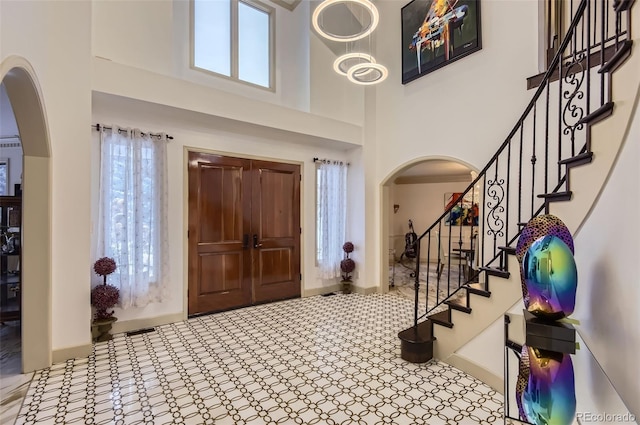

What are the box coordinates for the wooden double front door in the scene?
[188,152,301,315]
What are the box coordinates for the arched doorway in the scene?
[1,57,52,373]
[380,157,479,295]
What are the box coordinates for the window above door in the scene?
[192,0,275,90]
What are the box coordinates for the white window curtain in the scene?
[316,161,347,279]
[96,126,169,308]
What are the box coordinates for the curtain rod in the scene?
[92,124,174,140]
[313,157,349,166]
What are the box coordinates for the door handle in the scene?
[242,234,249,249]
[253,234,263,248]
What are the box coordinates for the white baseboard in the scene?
[303,285,342,297]
[354,286,378,295]
[52,312,185,365]
[111,312,185,335]
[52,344,93,364]
[303,284,378,297]
[444,353,503,394]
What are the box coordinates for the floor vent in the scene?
[126,327,156,337]
[322,292,337,297]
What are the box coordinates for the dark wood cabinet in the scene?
[0,196,21,322]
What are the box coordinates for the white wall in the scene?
[572,101,640,417]
[92,0,311,113]
[1,0,93,352]
[309,33,365,126]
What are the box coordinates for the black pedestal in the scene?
[398,321,434,363]
[523,309,576,354]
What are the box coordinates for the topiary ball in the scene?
[94,257,117,276]
[340,258,355,273]
[343,242,354,253]
[91,284,120,320]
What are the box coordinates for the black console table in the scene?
[503,312,636,425]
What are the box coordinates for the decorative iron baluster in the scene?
[561,53,586,157]
[486,162,505,255]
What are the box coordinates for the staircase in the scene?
[399,0,638,366]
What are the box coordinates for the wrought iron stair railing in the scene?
[407,0,633,329]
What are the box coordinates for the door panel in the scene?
[251,161,301,303]
[260,169,294,239]
[258,248,292,285]
[198,252,242,294]
[188,152,252,315]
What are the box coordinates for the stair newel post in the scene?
[414,239,421,328]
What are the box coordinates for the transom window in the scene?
[192,0,274,89]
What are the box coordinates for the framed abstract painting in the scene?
[401,0,482,84]
[444,192,479,226]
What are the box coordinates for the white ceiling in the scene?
[269,0,302,11]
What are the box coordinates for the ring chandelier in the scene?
[347,62,388,85]
[313,0,388,85]
[312,0,379,42]
[333,53,375,76]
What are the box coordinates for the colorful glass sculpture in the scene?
[516,215,574,307]
[516,215,574,262]
[517,345,576,425]
[522,235,577,319]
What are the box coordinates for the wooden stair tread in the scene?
[480,266,510,278]
[446,298,472,314]
[499,246,516,255]
[599,40,633,74]
[614,0,634,11]
[537,191,572,201]
[559,152,594,167]
[429,310,453,328]
[576,102,614,126]
[398,320,433,343]
[466,283,491,297]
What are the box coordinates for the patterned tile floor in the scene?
[12,293,503,425]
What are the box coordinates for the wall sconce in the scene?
[393,204,400,214]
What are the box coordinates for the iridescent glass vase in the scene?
[522,235,577,319]
[518,345,576,425]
